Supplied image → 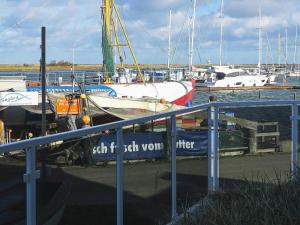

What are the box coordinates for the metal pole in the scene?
[24,146,40,225]
[208,104,219,192]
[167,10,172,70]
[116,128,123,225]
[171,115,177,219]
[189,0,197,73]
[258,7,262,76]
[72,48,75,93]
[294,26,298,66]
[291,103,298,178]
[219,0,224,66]
[286,27,288,68]
[207,107,213,191]
[41,27,46,136]
[278,32,281,66]
[40,27,47,202]
[208,96,219,192]
[213,106,219,190]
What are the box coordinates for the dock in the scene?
[59,153,290,225]
[195,85,300,91]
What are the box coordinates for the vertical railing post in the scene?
[116,128,124,225]
[208,100,219,192]
[207,106,213,191]
[171,115,177,219]
[213,106,219,190]
[291,103,298,179]
[24,146,40,225]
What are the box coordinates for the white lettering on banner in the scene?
[124,141,139,152]
[176,140,195,149]
[141,143,164,151]
[92,140,196,155]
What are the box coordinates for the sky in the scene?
[0,0,299,65]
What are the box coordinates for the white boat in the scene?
[88,94,182,112]
[201,73,268,87]
[99,0,194,107]
[0,76,26,91]
[48,92,183,120]
[208,65,244,76]
[107,80,194,106]
[199,65,268,87]
[197,7,268,88]
[287,71,300,77]
[268,74,277,83]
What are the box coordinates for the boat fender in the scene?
[160,98,166,104]
[82,115,91,125]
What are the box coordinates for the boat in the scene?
[24,0,195,107]
[99,0,194,107]
[197,6,269,88]
[197,65,268,88]
[47,92,183,121]
[199,72,268,88]
[0,76,26,91]
[106,80,194,106]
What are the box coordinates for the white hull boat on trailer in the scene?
[107,80,195,106]
[100,0,195,107]
[48,93,183,120]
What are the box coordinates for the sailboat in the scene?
[99,0,194,107]
[27,1,194,108]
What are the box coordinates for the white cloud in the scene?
[0,0,299,64]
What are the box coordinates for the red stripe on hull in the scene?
[172,89,194,106]
[172,80,195,106]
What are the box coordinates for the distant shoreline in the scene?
[0,64,284,72]
[0,64,186,72]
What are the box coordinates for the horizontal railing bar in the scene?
[0,103,210,153]
[1,99,299,154]
[213,100,300,108]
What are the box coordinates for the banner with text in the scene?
[91,131,208,161]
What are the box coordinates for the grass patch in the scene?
[182,172,300,225]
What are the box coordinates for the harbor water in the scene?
[2,71,300,103]
[194,76,300,103]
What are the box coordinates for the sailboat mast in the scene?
[258,7,262,75]
[167,10,172,70]
[102,0,115,79]
[104,0,111,40]
[189,0,196,73]
[219,0,224,66]
[278,32,281,66]
[285,26,288,68]
[188,23,191,69]
[114,14,118,64]
[294,26,298,66]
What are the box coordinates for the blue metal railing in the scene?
[0,100,299,225]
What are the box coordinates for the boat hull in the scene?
[198,75,268,88]
[107,80,195,106]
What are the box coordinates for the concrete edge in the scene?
[166,196,211,225]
